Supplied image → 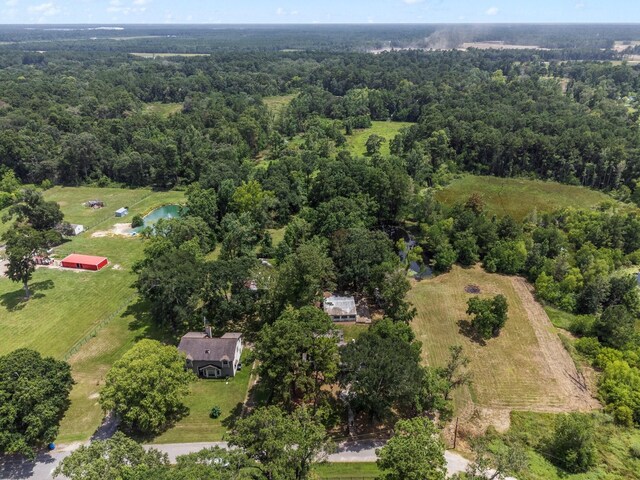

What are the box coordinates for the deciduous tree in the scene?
[99,340,193,435]
[376,417,447,480]
[0,349,73,459]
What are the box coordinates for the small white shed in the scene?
[69,224,84,236]
[115,207,128,217]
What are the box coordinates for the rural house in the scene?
[323,296,357,322]
[178,330,243,378]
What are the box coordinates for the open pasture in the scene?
[408,266,598,418]
[435,175,614,220]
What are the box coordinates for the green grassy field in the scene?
[435,175,614,220]
[143,102,183,117]
[408,266,585,412]
[42,186,184,231]
[0,186,194,444]
[344,121,412,157]
[314,462,379,479]
[263,93,297,115]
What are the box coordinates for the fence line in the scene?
[63,293,138,361]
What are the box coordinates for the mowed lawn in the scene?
[344,121,412,157]
[0,187,188,444]
[0,235,143,359]
[43,186,184,231]
[435,175,614,220]
[314,462,379,479]
[153,352,254,443]
[408,265,571,411]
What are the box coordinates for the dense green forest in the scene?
[3,25,640,479]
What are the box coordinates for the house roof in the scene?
[323,296,357,317]
[61,254,107,266]
[115,207,127,213]
[178,333,242,362]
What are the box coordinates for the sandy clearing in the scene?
[91,223,135,238]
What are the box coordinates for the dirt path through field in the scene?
[509,277,600,412]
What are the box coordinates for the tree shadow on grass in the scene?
[221,402,244,432]
[0,280,54,312]
[122,297,172,343]
[456,319,487,346]
[125,403,191,443]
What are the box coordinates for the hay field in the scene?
[408,266,598,421]
[435,175,613,220]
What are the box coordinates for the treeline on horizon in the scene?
[1,23,640,53]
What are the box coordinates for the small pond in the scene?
[127,204,182,234]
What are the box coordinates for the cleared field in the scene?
[43,186,184,231]
[143,102,183,117]
[130,52,210,58]
[0,187,186,444]
[57,301,160,443]
[408,266,598,424]
[153,353,253,443]
[0,235,143,359]
[263,93,297,115]
[344,121,412,157]
[435,175,613,220]
[460,42,549,51]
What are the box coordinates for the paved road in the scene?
[0,441,511,480]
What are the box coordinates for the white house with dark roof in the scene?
[178,330,243,378]
[323,296,357,322]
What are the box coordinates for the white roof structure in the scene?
[324,296,356,317]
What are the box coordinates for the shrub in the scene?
[574,337,601,359]
[209,406,222,419]
[548,413,596,473]
[40,179,53,190]
[131,214,144,228]
[630,442,640,459]
[569,315,594,336]
[612,405,634,427]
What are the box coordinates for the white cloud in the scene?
[28,1,59,16]
[5,0,18,6]
[403,0,424,4]
[107,0,147,15]
[485,6,499,15]
[276,7,285,15]
[575,1,585,9]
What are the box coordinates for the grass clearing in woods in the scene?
[435,175,615,221]
[344,120,412,157]
[143,102,183,117]
[408,265,598,419]
[263,93,297,115]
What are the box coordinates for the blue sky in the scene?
[1,0,639,24]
